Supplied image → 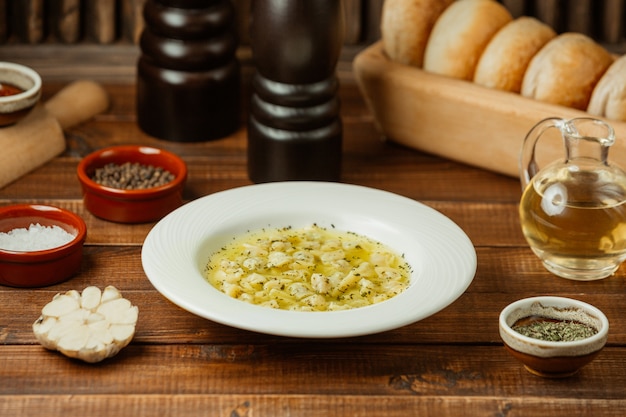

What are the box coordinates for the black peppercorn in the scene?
[92,162,175,190]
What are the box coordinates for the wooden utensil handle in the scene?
[44,80,110,130]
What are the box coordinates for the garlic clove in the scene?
[80,286,102,310]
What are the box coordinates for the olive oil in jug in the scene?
[519,117,626,280]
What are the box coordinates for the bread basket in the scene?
[353,41,626,178]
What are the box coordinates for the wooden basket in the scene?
[353,41,626,178]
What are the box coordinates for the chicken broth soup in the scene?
[205,224,412,311]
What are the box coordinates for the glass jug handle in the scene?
[519,117,565,190]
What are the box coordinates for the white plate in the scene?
[142,182,476,338]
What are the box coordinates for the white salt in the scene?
[0,223,76,251]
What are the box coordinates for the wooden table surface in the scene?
[1,77,625,417]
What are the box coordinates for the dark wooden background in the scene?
[0,0,625,46]
[0,0,625,84]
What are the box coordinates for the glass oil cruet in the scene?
[519,117,626,280]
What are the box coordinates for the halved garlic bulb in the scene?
[33,286,138,363]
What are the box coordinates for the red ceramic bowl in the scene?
[0,62,42,126]
[0,204,87,287]
[77,145,187,223]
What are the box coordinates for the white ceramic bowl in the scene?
[142,182,477,337]
[499,296,609,377]
[0,62,42,126]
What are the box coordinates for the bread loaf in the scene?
[587,55,626,121]
[473,17,556,93]
[423,0,512,80]
[381,0,454,67]
[521,33,614,111]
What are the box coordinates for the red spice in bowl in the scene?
[77,145,187,223]
[0,62,42,126]
[0,83,23,96]
[0,204,87,287]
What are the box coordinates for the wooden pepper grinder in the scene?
[248,0,344,182]
[136,0,240,142]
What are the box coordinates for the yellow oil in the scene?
[520,166,626,279]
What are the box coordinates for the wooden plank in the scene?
[0,149,522,203]
[2,394,625,417]
[12,0,44,44]
[52,0,81,43]
[0,44,141,83]
[0,143,523,204]
[566,0,592,35]
[121,0,145,44]
[233,0,251,45]
[85,0,116,44]
[602,0,625,43]
[365,0,384,41]
[500,0,527,17]
[0,0,7,43]
[1,345,625,399]
[343,0,362,44]
[2,284,626,345]
[533,0,562,32]
[0,79,523,203]
[0,198,525,248]
[0,42,364,84]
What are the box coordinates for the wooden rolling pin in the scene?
[0,80,110,189]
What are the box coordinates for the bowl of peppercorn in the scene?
[0,204,87,287]
[499,296,609,378]
[77,145,187,223]
[0,62,42,126]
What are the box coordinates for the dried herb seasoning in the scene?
[512,316,598,342]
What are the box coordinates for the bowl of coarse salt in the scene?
[0,204,87,287]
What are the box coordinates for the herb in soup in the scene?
[205,224,411,311]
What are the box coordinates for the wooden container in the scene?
[353,42,626,178]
